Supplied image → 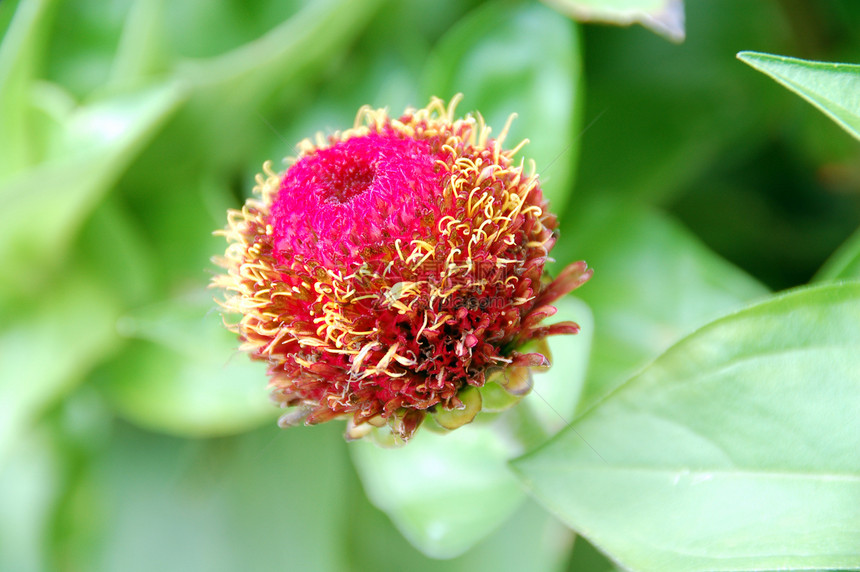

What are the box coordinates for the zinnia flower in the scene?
[213,96,591,443]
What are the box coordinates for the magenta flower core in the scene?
[213,97,591,442]
[270,133,442,267]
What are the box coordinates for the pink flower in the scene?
[213,96,591,443]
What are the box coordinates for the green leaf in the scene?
[513,281,860,571]
[80,422,352,572]
[108,0,167,87]
[423,0,582,214]
[0,273,121,466]
[0,0,19,35]
[347,493,574,572]
[815,225,860,282]
[543,0,685,42]
[349,422,525,559]
[95,291,276,437]
[74,196,159,307]
[572,2,791,207]
[176,0,382,103]
[557,200,768,414]
[0,425,61,572]
[566,535,623,572]
[452,501,572,572]
[0,0,56,179]
[0,81,184,294]
[738,51,860,141]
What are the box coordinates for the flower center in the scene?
[327,163,375,204]
[269,132,444,267]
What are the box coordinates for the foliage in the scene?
[1,0,859,570]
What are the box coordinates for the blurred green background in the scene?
[1,0,858,570]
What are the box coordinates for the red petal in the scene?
[535,261,592,307]
[528,321,581,340]
[522,304,558,329]
[510,352,550,368]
